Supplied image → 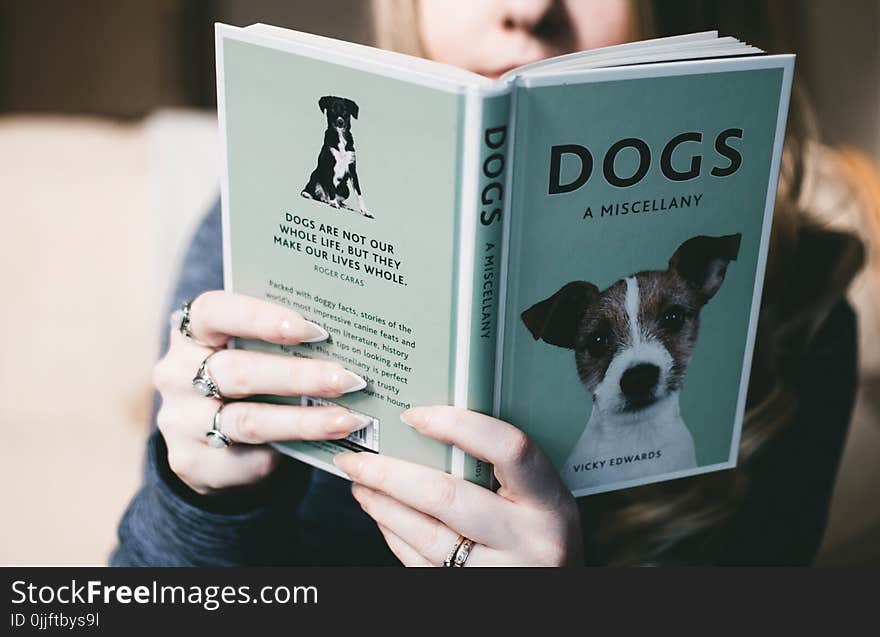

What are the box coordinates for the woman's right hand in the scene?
[152,290,369,495]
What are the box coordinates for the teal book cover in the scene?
[499,59,793,496]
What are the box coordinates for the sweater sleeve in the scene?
[111,200,312,566]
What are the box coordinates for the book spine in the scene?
[453,89,512,489]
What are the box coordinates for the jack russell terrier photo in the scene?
[521,233,741,489]
[301,95,372,218]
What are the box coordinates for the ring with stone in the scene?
[192,353,222,399]
[451,537,475,567]
[178,300,194,339]
[206,403,233,449]
[443,535,467,567]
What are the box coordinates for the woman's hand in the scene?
[153,290,369,495]
[334,407,583,566]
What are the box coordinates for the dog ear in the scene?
[318,96,332,112]
[521,281,599,349]
[668,234,742,302]
[346,99,359,119]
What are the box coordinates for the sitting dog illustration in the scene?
[521,234,741,489]
[301,95,372,218]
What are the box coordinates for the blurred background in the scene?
[0,0,878,565]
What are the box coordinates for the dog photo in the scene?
[301,95,372,218]
[521,233,741,489]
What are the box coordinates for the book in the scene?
[216,23,794,496]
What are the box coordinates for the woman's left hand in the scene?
[333,406,583,566]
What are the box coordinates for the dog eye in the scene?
[660,305,687,332]
[584,329,611,357]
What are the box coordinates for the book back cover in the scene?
[217,27,472,478]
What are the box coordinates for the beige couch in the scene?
[0,112,876,565]
[0,111,218,564]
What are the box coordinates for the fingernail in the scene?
[333,451,355,476]
[335,370,367,394]
[400,407,425,428]
[351,483,370,508]
[281,318,329,343]
[400,412,415,427]
[301,320,329,343]
[335,411,373,433]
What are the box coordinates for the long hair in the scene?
[371,0,866,564]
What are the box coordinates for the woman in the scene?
[113,0,871,566]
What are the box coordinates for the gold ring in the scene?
[443,535,466,567]
[452,537,475,567]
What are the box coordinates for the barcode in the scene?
[300,396,380,452]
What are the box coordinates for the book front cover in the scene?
[500,59,792,496]
[218,30,468,476]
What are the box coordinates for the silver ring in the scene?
[443,535,467,567]
[206,403,233,448]
[192,353,222,398]
[452,537,475,567]
[178,300,194,339]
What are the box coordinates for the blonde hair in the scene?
[370,0,866,564]
[372,0,423,56]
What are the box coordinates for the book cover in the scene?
[499,59,793,495]
[216,24,495,486]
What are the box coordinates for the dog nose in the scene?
[620,363,660,398]
[335,117,344,127]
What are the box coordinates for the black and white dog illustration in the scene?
[521,234,741,489]
[301,95,372,218]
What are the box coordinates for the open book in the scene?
[216,24,793,496]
